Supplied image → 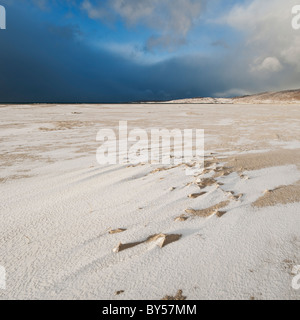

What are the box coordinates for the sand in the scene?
[0,103,299,300]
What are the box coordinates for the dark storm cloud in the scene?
[1,0,300,103]
[0,2,236,103]
[0,1,292,103]
[0,4,140,102]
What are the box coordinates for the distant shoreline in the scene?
[1,88,300,105]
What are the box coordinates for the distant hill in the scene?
[165,89,300,104]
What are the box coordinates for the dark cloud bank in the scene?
[0,2,287,103]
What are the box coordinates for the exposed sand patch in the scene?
[113,233,182,252]
[188,192,206,198]
[109,228,127,234]
[197,178,217,189]
[0,153,42,167]
[205,159,219,168]
[115,290,125,296]
[226,149,300,171]
[149,234,182,248]
[174,215,188,222]
[0,123,27,129]
[0,174,34,183]
[203,149,300,207]
[215,210,227,218]
[150,165,181,174]
[253,182,300,207]
[213,167,233,178]
[230,193,244,201]
[185,201,230,218]
[39,121,90,131]
[162,290,186,301]
[113,241,143,253]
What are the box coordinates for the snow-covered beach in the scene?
[0,103,299,300]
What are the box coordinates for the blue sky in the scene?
[0,0,299,102]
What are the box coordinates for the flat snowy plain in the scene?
[0,103,299,300]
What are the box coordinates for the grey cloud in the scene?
[216,0,300,92]
[224,0,300,73]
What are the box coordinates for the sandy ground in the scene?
[0,103,299,300]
